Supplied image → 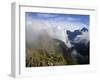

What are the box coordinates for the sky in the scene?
[26,12,89,31]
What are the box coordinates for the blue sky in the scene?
[26,12,89,26]
[26,12,89,32]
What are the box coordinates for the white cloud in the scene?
[50,25,72,48]
[73,31,89,45]
[47,18,88,32]
[26,18,73,48]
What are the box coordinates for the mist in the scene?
[26,19,72,48]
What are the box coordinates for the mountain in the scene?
[66,27,89,64]
[26,33,76,67]
[66,27,88,41]
[26,26,89,67]
[81,27,88,32]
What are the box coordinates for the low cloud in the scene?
[73,30,89,45]
[26,19,72,48]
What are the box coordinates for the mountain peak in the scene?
[81,27,88,32]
